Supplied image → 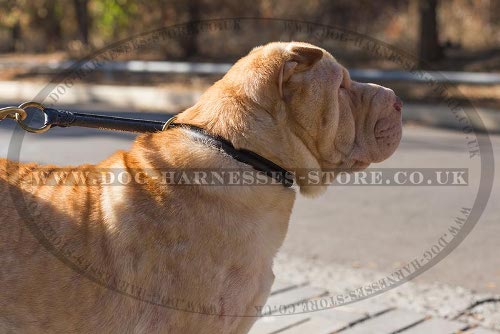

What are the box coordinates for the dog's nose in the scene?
[393,96,403,112]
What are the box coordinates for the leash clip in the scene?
[0,101,51,133]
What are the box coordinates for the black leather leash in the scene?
[44,107,166,133]
[0,102,293,188]
[45,107,294,187]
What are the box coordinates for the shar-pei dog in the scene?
[0,42,402,333]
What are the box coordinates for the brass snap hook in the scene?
[0,106,27,122]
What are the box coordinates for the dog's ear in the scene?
[279,46,323,99]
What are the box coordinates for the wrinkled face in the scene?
[271,42,403,171]
[330,65,403,169]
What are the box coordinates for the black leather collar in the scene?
[169,123,294,188]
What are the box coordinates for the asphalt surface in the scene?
[1,105,498,295]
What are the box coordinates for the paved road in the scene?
[1,105,498,295]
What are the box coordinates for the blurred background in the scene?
[0,0,498,111]
[1,1,500,333]
[0,0,499,64]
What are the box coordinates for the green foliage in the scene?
[90,0,137,40]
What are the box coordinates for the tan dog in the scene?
[0,42,402,333]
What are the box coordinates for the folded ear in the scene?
[279,45,324,99]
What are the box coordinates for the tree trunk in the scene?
[10,21,21,52]
[180,0,200,59]
[418,0,442,66]
[44,0,63,51]
[73,0,90,45]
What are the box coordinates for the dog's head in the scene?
[182,41,402,195]
[279,43,402,166]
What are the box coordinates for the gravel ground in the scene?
[273,252,500,331]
